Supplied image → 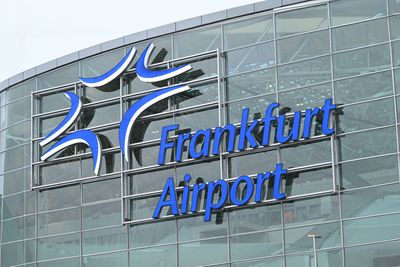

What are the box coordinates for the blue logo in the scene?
[40,43,193,175]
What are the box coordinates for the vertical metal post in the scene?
[307,233,321,267]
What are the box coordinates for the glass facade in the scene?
[1,0,400,266]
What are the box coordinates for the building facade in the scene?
[1,0,400,266]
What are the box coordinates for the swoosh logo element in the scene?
[40,92,82,147]
[119,85,191,161]
[80,47,137,88]
[136,43,192,83]
[41,130,102,175]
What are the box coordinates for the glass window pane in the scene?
[338,127,397,161]
[3,167,29,195]
[333,44,391,79]
[281,140,332,168]
[174,26,221,58]
[389,0,400,15]
[39,89,75,114]
[173,81,218,110]
[81,49,125,78]
[130,219,176,248]
[37,258,80,267]
[176,159,221,183]
[1,241,24,267]
[129,195,166,221]
[345,239,400,266]
[2,217,24,242]
[332,18,389,52]
[82,201,121,230]
[230,204,282,235]
[129,167,174,195]
[232,257,284,267]
[38,233,80,260]
[278,30,330,64]
[335,70,393,105]
[38,64,79,90]
[224,15,273,50]
[230,230,283,261]
[390,15,400,40]
[84,252,128,267]
[178,214,227,242]
[392,40,400,67]
[338,98,395,134]
[2,192,24,219]
[130,245,176,267]
[284,167,334,197]
[80,102,120,128]
[174,107,219,132]
[344,213,400,245]
[283,195,339,227]
[342,182,400,218]
[81,151,121,177]
[38,208,81,236]
[178,237,228,267]
[83,226,127,255]
[82,78,120,103]
[226,68,276,101]
[39,185,80,212]
[229,150,278,178]
[278,56,331,91]
[278,83,332,113]
[285,222,341,253]
[339,154,399,190]
[227,93,276,124]
[330,0,387,26]
[4,97,30,126]
[39,159,80,185]
[7,79,35,102]
[82,178,121,203]
[227,42,275,75]
[276,5,328,38]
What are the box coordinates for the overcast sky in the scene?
[0,0,263,82]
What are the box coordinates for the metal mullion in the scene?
[342,236,400,249]
[387,0,400,186]
[332,67,392,84]
[225,91,277,105]
[338,94,395,108]
[275,27,329,43]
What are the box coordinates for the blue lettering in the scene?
[158,124,179,165]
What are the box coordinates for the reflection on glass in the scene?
[174,26,221,58]
[278,30,330,64]
[339,154,399,190]
[227,42,275,75]
[224,15,274,50]
[330,0,386,26]
[227,68,276,101]
[333,44,391,79]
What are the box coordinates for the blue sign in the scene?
[42,43,337,222]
